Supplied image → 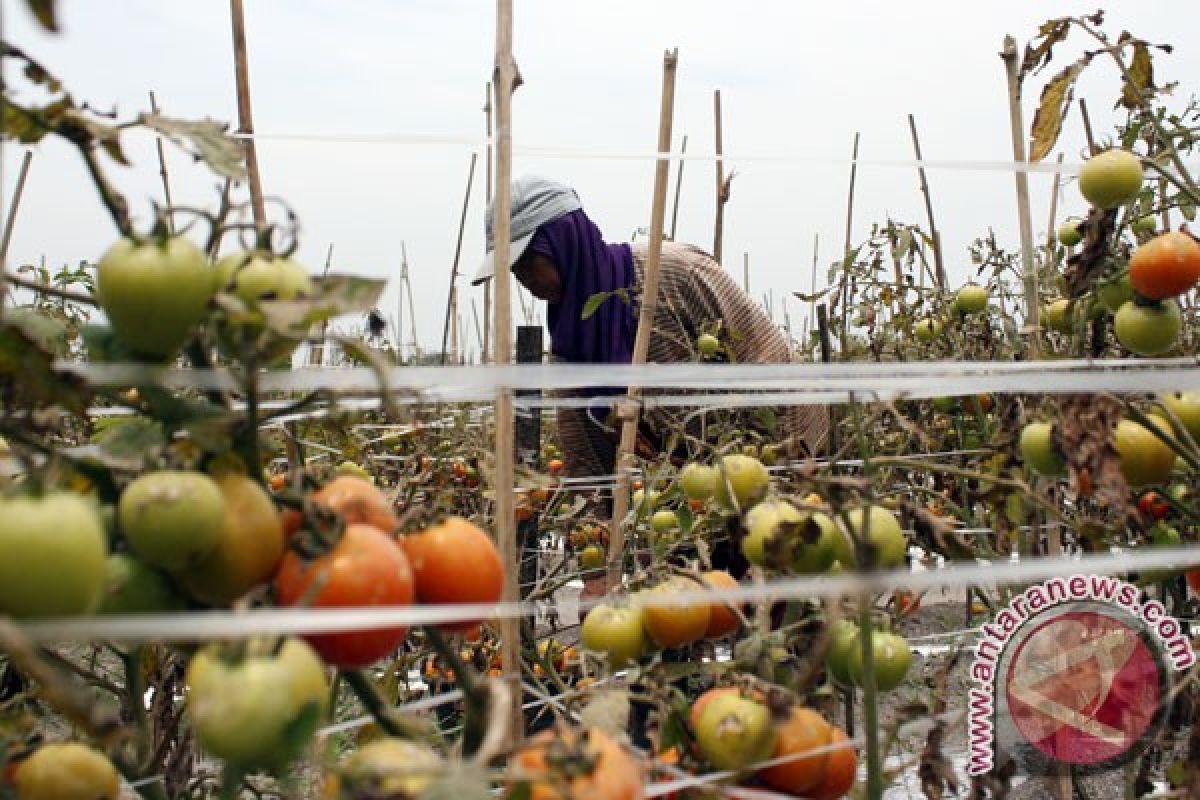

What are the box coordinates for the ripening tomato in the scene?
[1128,231,1200,300]
[694,693,776,771]
[1161,392,1200,443]
[402,516,503,630]
[714,454,770,510]
[640,578,710,649]
[807,727,857,800]
[13,742,120,800]
[1019,421,1067,477]
[312,475,399,533]
[179,472,285,607]
[1138,491,1170,521]
[581,603,646,668]
[757,707,833,795]
[274,523,415,667]
[1115,416,1178,487]
[325,738,443,799]
[511,727,644,800]
[701,570,741,637]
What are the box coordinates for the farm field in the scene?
[1,3,1200,800]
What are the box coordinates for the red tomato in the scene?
[402,517,503,631]
[1137,491,1170,521]
[274,523,415,667]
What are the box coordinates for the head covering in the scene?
[472,175,582,285]
[529,209,636,364]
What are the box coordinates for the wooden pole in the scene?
[1001,36,1041,357]
[807,233,819,341]
[441,153,478,365]
[0,151,33,271]
[1044,153,1066,254]
[492,0,521,743]
[907,114,946,288]
[712,89,725,263]
[148,92,175,233]
[484,82,494,363]
[471,298,485,352]
[742,251,749,293]
[607,49,678,590]
[834,133,860,354]
[669,133,688,241]
[307,243,334,366]
[401,242,419,357]
[229,0,267,231]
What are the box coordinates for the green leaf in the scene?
[23,0,59,31]
[6,307,69,356]
[581,290,612,320]
[257,275,387,339]
[0,319,90,413]
[139,112,247,179]
[87,417,165,469]
[1029,54,1091,162]
[676,503,694,535]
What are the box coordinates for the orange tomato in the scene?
[1129,230,1200,300]
[402,516,504,631]
[280,507,304,539]
[893,589,921,616]
[757,707,833,794]
[640,579,710,649]
[700,570,741,638]
[511,728,643,800]
[548,458,565,476]
[274,523,415,667]
[1187,570,1200,595]
[268,473,287,491]
[807,727,857,800]
[312,475,398,533]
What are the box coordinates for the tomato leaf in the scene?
[257,275,387,338]
[1118,34,1155,110]
[1029,54,1090,163]
[1020,17,1072,78]
[0,318,90,413]
[139,113,247,179]
[581,290,612,320]
[86,416,165,470]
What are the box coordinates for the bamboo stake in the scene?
[229,0,267,231]
[907,114,946,288]
[0,151,33,271]
[401,242,419,357]
[742,251,749,293]
[1001,36,1041,358]
[669,133,688,241]
[1079,98,1098,155]
[607,49,679,591]
[1044,153,1066,254]
[492,0,521,743]
[484,82,494,363]
[441,153,478,365]
[471,298,484,352]
[713,89,725,262]
[307,243,334,366]
[148,92,175,234]
[835,133,860,354]
[807,233,819,341]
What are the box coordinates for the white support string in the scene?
[17,545,1200,643]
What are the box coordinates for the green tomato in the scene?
[1132,214,1157,235]
[955,284,989,315]
[1144,523,1183,582]
[794,512,841,574]
[95,236,215,359]
[697,333,721,356]
[693,693,776,771]
[1079,149,1144,209]
[1161,392,1200,444]
[846,630,913,691]
[839,505,907,569]
[580,603,646,668]
[914,317,942,343]
[579,544,605,570]
[333,738,443,798]
[650,509,680,533]
[1114,299,1181,356]
[1018,421,1066,477]
[14,742,120,800]
[741,499,804,568]
[1041,298,1074,334]
[216,251,315,305]
[186,637,329,770]
[932,396,958,413]
[714,454,770,511]
[0,492,107,618]
[679,465,719,502]
[1095,272,1134,313]
[98,554,188,614]
[632,488,662,512]
[1057,218,1084,247]
[824,619,860,687]
[1115,416,1178,487]
[118,470,225,571]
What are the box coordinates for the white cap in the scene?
[472,175,582,285]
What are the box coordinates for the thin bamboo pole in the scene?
[807,233,819,341]
[401,242,419,357]
[712,89,725,262]
[1001,36,1041,358]
[907,114,946,288]
[669,133,687,241]
[0,151,33,271]
[229,0,266,231]
[471,298,484,352]
[307,243,334,366]
[742,252,749,293]
[835,133,860,354]
[492,0,521,743]
[1044,153,1066,254]
[441,153,478,365]
[148,92,175,234]
[484,82,494,363]
[607,49,679,591]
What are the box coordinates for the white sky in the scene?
[3,1,1197,359]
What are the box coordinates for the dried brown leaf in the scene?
[1057,394,1128,509]
[1029,54,1091,162]
[1119,36,1155,110]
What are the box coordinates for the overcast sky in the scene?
[3,1,1197,360]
